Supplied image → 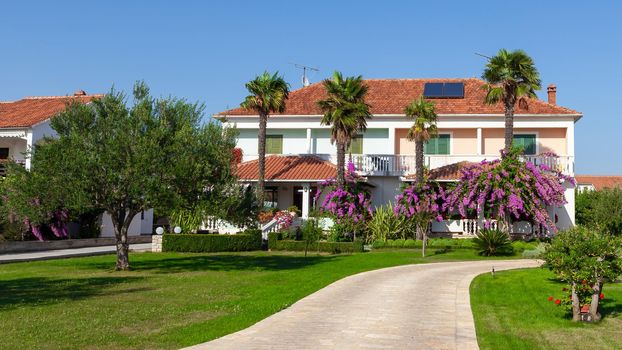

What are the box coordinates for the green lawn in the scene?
[471,268,622,350]
[0,249,511,350]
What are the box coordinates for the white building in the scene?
[218,78,581,236]
[0,90,153,237]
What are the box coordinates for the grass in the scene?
[0,248,516,350]
[471,268,622,350]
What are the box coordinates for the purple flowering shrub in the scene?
[443,147,574,233]
[273,210,294,231]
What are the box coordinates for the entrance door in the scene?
[292,186,317,213]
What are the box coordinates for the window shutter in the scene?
[513,134,536,155]
[266,135,283,154]
[348,137,363,154]
[424,134,450,155]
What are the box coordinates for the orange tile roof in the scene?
[236,155,336,181]
[404,161,475,181]
[218,78,580,117]
[0,94,102,128]
[575,175,622,190]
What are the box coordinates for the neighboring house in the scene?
[218,78,581,236]
[575,175,622,192]
[0,91,153,237]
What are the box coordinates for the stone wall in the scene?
[152,235,163,252]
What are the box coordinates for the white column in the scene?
[566,124,575,176]
[24,130,33,170]
[476,127,482,155]
[301,183,310,219]
[306,128,312,154]
[388,127,396,154]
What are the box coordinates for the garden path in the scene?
[185,259,540,350]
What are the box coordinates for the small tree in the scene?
[394,181,444,257]
[546,226,622,322]
[575,187,622,235]
[2,82,238,270]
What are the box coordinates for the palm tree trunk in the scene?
[504,99,515,153]
[257,113,268,208]
[415,139,424,183]
[336,141,346,188]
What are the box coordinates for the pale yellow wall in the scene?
[482,128,567,155]
[396,128,477,155]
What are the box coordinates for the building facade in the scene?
[219,78,581,235]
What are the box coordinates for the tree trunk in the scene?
[257,113,268,208]
[336,141,346,188]
[503,98,515,153]
[415,139,424,183]
[590,280,603,322]
[111,208,136,271]
[571,282,581,322]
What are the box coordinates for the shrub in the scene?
[392,239,405,247]
[163,229,261,252]
[403,239,417,248]
[473,229,513,256]
[268,231,363,254]
[522,242,549,258]
[367,203,416,243]
[576,188,622,235]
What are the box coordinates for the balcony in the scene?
[241,154,574,177]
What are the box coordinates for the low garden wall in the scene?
[0,236,152,254]
[161,229,262,253]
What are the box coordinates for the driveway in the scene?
[0,243,152,263]
[185,259,540,350]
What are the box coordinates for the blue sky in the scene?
[1,1,620,174]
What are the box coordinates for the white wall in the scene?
[31,120,58,144]
[367,176,402,208]
[100,209,154,237]
[237,128,308,155]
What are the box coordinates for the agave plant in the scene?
[367,203,415,243]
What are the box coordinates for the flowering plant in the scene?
[273,210,294,231]
[443,147,573,233]
[258,211,274,224]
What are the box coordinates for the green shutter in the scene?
[424,134,450,155]
[513,134,536,155]
[266,135,283,154]
[348,137,363,154]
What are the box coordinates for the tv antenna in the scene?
[292,63,319,87]
[475,52,492,60]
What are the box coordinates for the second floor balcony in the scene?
[241,153,575,178]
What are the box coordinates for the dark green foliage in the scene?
[575,188,622,235]
[268,231,363,254]
[473,230,514,256]
[163,229,262,253]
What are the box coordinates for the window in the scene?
[513,134,537,155]
[263,187,278,209]
[0,148,8,160]
[265,135,283,154]
[424,134,450,155]
[348,136,363,154]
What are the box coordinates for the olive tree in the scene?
[2,82,238,270]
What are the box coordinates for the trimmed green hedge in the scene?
[371,238,539,252]
[162,229,262,252]
[268,232,363,254]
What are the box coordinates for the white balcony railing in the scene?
[241,154,574,177]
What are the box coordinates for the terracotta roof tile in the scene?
[218,78,580,117]
[404,161,476,181]
[237,155,336,181]
[575,175,622,190]
[0,94,102,128]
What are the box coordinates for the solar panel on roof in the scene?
[423,83,444,98]
[423,82,465,99]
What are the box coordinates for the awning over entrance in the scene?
[237,155,337,182]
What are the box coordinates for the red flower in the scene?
[548,296,554,301]
[581,280,587,285]
[600,293,605,300]
[562,287,568,292]
[555,299,561,305]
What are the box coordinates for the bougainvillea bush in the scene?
[314,162,372,241]
[394,181,444,256]
[443,147,573,233]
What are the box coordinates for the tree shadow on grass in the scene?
[84,254,339,274]
[0,276,147,310]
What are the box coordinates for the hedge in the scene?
[162,229,262,253]
[372,238,477,250]
[268,232,363,254]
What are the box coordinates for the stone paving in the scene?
[0,243,152,263]
[185,259,540,350]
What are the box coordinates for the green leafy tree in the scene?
[317,71,371,188]
[2,82,238,270]
[240,72,290,207]
[545,226,622,322]
[482,49,542,152]
[575,188,622,235]
[404,96,438,183]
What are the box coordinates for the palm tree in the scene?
[241,71,289,207]
[317,71,371,188]
[482,49,541,153]
[404,96,438,184]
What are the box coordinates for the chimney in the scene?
[73,89,87,96]
[547,84,557,105]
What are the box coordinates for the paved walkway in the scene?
[186,259,540,350]
[0,243,152,263]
